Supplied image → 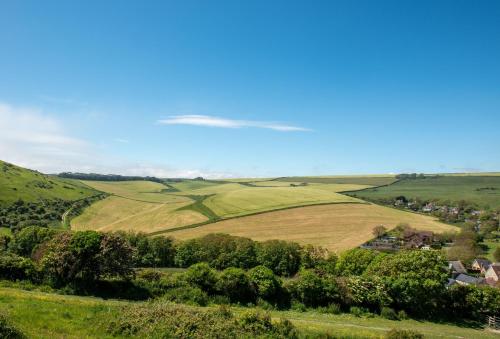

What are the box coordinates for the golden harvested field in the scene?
[168,203,457,252]
[71,196,207,233]
[81,180,187,203]
[203,186,363,218]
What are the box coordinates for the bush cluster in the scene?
[0,227,499,321]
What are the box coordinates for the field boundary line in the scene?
[147,201,369,236]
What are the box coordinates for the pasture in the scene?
[351,176,500,209]
[0,160,97,205]
[168,203,457,252]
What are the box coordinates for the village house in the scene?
[454,273,484,286]
[471,258,492,274]
[485,264,500,287]
[422,203,435,213]
[404,230,433,249]
[448,260,467,277]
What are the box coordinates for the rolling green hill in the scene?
[350,175,500,209]
[0,160,97,205]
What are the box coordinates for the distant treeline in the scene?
[58,172,166,183]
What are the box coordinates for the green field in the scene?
[202,186,363,218]
[0,287,497,339]
[275,176,397,186]
[350,176,500,209]
[81,180,188,203]
[0,160,97,205]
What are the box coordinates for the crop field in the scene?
[351,176,500,209]
[80,180,187,203]
[0,160,97,205]
[168,179,224,192]
[1,287,495,339]
[203,186,364,218]
[71,196,207,233]
[168,203,457,252]
[274,175,397,186]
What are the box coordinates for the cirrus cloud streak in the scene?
[158,115,312,132]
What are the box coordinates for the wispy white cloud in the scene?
[0,102,239,178]
[158,115,312,132]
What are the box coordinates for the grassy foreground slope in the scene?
[0,287,496,339]
[169,203,457,251]
[0,160,97,205]
[351,176,500,209]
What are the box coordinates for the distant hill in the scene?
[0,160,98,205]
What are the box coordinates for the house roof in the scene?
[488,264,500,277]
[455,274,482,285]
[448,261,467,273]
[473,258,492,268]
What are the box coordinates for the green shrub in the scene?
[385,328,424,339]
[291,301,307,312]
[0,252,37,281]
[184,262,218,293]
[318,303,342,314]
[0,314,25,339]
[380,307,399,320]
[397,310,408,320]
[107,300,297,338]
[161,286,209,306]
[349,306,369,317]
[216,267,255,303]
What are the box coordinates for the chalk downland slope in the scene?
[168,203,457,252]
[0,160,97,205]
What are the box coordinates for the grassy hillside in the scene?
[0,160,97,205]
[351,176,500,209]
[0,287,496,339]
[168,203,457,251]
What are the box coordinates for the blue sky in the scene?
[0,0,499,178]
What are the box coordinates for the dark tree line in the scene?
[0,228,499,321]
[58,172,165,183]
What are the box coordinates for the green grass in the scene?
[203,186,363,218]
[176,195,220,221]
[274,176,397,186]
[351,176,500,209]
[169,180,228,192]
[0,287,497,339]
[484,239,499,262]
[81,180,190,204]
[0,160,97,205]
